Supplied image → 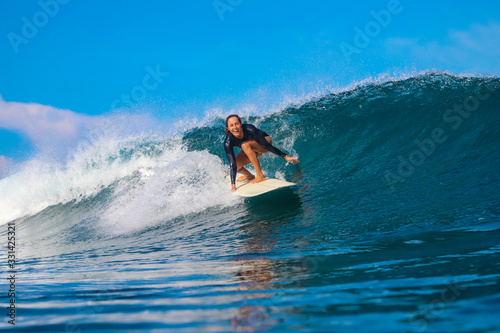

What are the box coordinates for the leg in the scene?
[245,136,272,158]
[235,136,273,183]
[241,140,269,184]
[235,151,255,181]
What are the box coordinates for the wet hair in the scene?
[225,114,242,135]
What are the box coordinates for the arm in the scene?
[252,125,287,158]
[224,137,237,189]
[250,124,299,164]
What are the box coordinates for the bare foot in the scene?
[237,174,255,182]
[250,174,266,184]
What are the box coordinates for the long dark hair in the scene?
[225,114,242,135]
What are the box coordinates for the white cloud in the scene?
[386,21,500,75]
[0,96,99,147]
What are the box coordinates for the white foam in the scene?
[0,131,238,227]
[99,148,238,235]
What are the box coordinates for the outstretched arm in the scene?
[253,127,287,158]
[253,126,298,164]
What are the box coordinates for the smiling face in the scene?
[227,116,243,138]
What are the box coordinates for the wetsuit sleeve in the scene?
[247,124,287,158]
[224,136,237,185]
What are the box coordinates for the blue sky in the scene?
[1,0,500,173]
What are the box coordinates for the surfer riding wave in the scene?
[224,114,299,192]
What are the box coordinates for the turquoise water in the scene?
[1,73,500,332]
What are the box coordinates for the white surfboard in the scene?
[229,178,296,197]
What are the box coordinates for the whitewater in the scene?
[0,72,499,332]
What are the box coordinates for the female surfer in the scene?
[224,114,299,192]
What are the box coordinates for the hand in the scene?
[285,155,299,164]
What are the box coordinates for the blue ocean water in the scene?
[1,72,500,332]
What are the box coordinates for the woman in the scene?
[224,114,299,192]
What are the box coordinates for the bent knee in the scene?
[241,141,254,151]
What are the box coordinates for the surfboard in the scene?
[229,178,296,197]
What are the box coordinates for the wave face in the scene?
[2,72,500,332]
[185,72,500,235]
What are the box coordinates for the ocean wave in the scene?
[1,72,499,236]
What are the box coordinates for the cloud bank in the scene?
[0,96,99,148]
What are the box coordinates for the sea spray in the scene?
[0,132,237,227]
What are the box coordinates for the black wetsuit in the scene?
[224,124,287,185]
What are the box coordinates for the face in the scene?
[227,116,243,137]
